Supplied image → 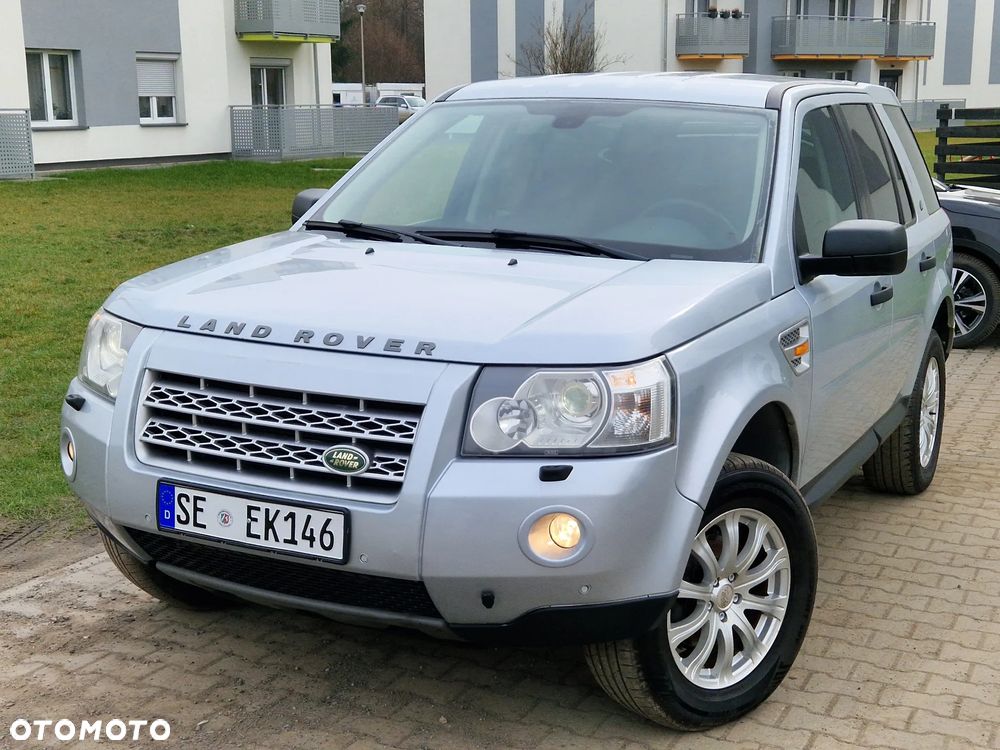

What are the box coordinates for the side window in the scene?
[884,104,942,214]
[795,107,860,256]
[839,104,900,223]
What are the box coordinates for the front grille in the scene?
[135,372,423,499]
[127,528,441,619]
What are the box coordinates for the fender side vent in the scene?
[779,322,811,376]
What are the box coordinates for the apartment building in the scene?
[425,0,997,123]
[0,0,340,176]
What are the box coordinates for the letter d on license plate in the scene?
[156,482,349,563]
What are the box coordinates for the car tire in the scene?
[952,252,1000,348]
[584,453,817,730]
[101,528,233,610]
[863,333,946,495]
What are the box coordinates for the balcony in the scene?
[230,105,396,160]
[771,15,887,59]
[235,0,340,43]
[675,13,751,59]
[884,21,936,60]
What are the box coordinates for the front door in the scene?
[793,103,896,481]
[250,66,286,156]
[879,69,901,96]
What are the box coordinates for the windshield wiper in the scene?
[417,228,645,261]
[303,219,458,246]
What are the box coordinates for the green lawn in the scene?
[913,127,997,182]
[0,158,358,522]
[915,129,936,173]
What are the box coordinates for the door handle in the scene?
[919,254,937,272]
[870,284,893,306]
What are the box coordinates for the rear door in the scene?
[793,102,896,482]
[878,104,952,388]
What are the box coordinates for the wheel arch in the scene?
[952,238,1000,279]
[731,402,799,482]
[675,390,803,510]
[932,295,955,356]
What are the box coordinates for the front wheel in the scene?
[101,528,234,610]
[584,454,817,730]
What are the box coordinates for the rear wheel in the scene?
[100,528,233,610]
[584,454,817,729]
[952,252,1000,348]
[863,333,945,495]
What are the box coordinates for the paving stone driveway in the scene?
[1,341,999,750]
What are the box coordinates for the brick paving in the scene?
[1,340,999,749]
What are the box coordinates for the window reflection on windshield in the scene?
[319,99,776,262]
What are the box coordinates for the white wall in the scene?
[497,0,518,78]
[914,0,998,107]
[595,0,666,72]
[425,0,472,99]
[0,0,29,110]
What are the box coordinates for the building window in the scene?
[828,70,851,80]
[137,58,178,124]
[828,0,856,16]
[251,66,286,106]
[26,50,77,126]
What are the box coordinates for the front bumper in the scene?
[61,331,702,644]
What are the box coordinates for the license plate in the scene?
[156,482,349,563]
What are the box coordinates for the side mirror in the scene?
[291,188,328,224]
[799,219,908,282]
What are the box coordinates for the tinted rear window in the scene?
[884,105,941,215]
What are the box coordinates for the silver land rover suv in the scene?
[62,74,953,729]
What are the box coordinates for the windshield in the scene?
[316,99,777,262]
[404,96,426,108]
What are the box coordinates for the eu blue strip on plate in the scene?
[158,483,176,528]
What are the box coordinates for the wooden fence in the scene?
[935,105,1000,188]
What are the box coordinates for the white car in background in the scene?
[375,94,427,122]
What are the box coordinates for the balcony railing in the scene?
[675,13,751,58]
[898,98,963,130]
[235,0,340,42]
[885,20,936,59]
[231,105,397,160]
[771,15,887,58]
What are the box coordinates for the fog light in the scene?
[60,428,77,480]
[548,513,581,549]
[521,508,591,566]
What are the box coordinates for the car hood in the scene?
[939,184,1000,219]
[104,231,772,365]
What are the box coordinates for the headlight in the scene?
[78,311,140,400]
[464,356,674,455]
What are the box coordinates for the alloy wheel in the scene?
[919,358,941,468]
[667,508,791,690]
[952,267,988,337]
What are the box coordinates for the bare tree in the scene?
[516,2,624,76]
